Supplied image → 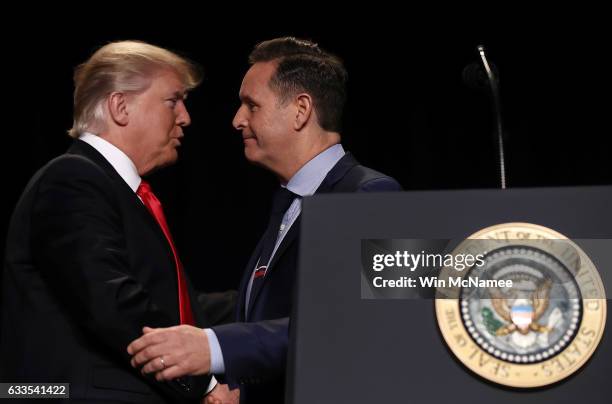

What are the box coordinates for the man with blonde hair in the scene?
[1,40,217,403]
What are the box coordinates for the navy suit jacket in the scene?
[213,153,401,403]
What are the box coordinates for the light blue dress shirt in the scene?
[205,144,346,374]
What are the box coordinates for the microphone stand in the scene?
[477,45,507,189]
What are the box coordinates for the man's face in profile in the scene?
[126,69,191,175]
[232,61,297,171]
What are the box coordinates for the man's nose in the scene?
[177,102,191,127]
[232,105,247,130]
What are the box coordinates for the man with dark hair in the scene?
[247,37,347,132]
[129,37,401,403]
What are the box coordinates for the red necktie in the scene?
[137,180,195,326]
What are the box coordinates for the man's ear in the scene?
[107,92,130,127]
[294,93,313,131]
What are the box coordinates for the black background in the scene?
[2,13,610,294]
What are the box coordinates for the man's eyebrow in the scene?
[240,94,257,104]
[171,90,188,99]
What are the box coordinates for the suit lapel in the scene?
[68,140,175,264]
[238,239,264,321]
[246,216,301,319]
[267,216,300,271]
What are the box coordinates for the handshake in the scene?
[127,325,239,404]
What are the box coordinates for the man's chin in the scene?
[143,153,178,176]
[163,149,179,165]
[243,145,262,163]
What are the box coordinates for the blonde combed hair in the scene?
[68,40,202,138]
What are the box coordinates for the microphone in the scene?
[463,45,507,189]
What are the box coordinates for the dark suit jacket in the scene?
[213,153,401,403]
[0,140,211,403]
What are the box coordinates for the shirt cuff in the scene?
[204,328,226,374]
[205,375,218,394]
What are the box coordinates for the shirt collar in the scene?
[285,144,345,197]
[79,132,141,192]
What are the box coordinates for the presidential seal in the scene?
[435,223,606,388]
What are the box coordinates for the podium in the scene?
[287,186,611,404]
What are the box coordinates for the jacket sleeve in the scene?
[358,176,403,192]
[212,318,289,388]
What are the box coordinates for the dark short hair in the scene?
[249,37,347,132]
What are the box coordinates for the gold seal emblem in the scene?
[435,223,606,388]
